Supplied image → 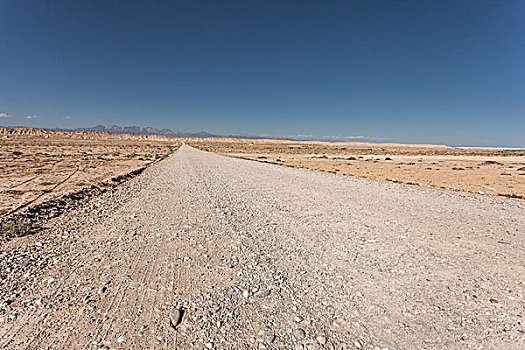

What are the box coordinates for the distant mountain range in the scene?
[53,124,267,139]
[2,124,397,144]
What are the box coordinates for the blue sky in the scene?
[1,1,524,146]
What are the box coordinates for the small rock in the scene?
[295,328,306,339]
[170,307,183,328]
[259,290,271,298]
[116,335,127,343]
[316,335,326,344]
[266,335,275,343]
[204,342,214,349]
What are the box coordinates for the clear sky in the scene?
[1,1,524,146]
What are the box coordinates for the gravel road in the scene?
[1,144,524,349]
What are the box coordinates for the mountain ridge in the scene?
[53,124,267,139]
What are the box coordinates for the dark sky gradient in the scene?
[1,1,524,146]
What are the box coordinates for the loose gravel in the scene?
[0,144,524,349]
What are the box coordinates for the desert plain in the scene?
[189,138,525,198]
[0,128,179,217]
[2,129,524,221]
[0,129,524,349]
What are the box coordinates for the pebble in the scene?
[170,307,183,328]
[204,341,214,349]
[259,290,271,297]
[116,335,127,343]
[316,335,326,344]
[295,328,306,339]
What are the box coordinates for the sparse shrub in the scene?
[483,160,502,165]
[385,157,392,160]
[12,151,23,156]
[1,220,33,237]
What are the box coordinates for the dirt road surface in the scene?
[1,145,524,349]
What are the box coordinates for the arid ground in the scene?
[1,132,524,349]
[0,130,179,216]
[188,138,525,198]
[1,144,524,349]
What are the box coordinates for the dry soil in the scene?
[1,145,523,349]
[188,138,525,198]
[0,134,179,216]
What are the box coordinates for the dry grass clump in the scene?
[1,220,33,237]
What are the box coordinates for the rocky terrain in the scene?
[0,127,178,141]
[0,145,523,349]
[1,125,265,140]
